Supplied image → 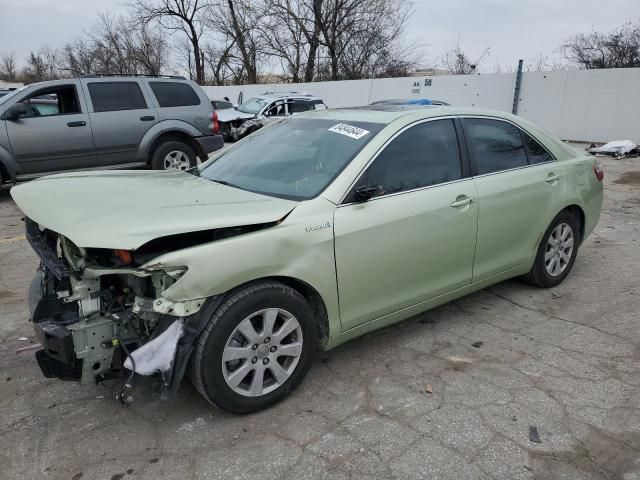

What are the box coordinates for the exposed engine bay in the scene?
[26,217,219,402]
[221,117,266,141]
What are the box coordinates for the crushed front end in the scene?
[26,217,213,401]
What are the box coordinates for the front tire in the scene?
[191,281,316,414]
[151,140,196,171]
[523,211,580,288]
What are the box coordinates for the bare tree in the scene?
[0,51,19,82]
[21,47,62,83]
[208,0,265,84]
[264,0,323,82]
[129,0,210,83]
[442,45,489,74]
[562,21,640,69]
[63,13,168,76]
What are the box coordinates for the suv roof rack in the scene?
[80,74,187,80]
[261,91,313,97]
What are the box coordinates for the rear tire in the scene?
[151,140,196,171]
[523,211,580,288]
[191,281,316,414]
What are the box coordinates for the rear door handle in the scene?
[67,121,86,127]
[140,115,155,121]
[450,196,474,208]
[545,173,561,183]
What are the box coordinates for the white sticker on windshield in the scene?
[328,123,370,139]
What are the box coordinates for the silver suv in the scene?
[0,75,223,187]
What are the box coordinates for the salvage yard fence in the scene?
[203,67,640,144]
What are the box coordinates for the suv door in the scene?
[5,82,97,174]
[82,79,158,166]
[262,99,290,125]
[334,118,478,330]
[461,117,566,281]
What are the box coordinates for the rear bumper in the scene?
[195,134,224,156]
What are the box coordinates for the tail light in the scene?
[212,111,220,134]
[593,164,604,182]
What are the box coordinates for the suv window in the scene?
[353,119,462,199]
[463,118,527,175]
[88,82,147,112]
[19,85,80,117]
[265,100,288,117]
[149,82,200,107]
[289,99,314,114]
[523,131,553,164]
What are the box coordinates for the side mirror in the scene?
[354,185,380,202]
[3,103,29,121]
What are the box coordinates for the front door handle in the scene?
[545,173,561,183]
[140,115,155,121]
[450,195,474,208]
[67,121,86,127]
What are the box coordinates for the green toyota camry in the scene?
[12,105,603,413]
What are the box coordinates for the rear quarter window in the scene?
[150,82,201,107]
[88,82,147,112]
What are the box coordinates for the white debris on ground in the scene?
[123,320,184,375]
[589,140,637,157]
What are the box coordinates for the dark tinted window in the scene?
[523,131,553,164]
[463,118,527,175]
[355,119,462,198]
[88,82,147,112]
[150,82,200,107]
[289,99,314,113]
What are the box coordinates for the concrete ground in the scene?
[0,156,639,480]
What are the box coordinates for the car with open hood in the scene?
[12,105,603,413]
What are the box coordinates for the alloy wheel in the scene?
[222,308,303,397]
[163,150,192,170]
[544,222,574,277]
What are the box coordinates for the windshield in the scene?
[200,117,385,200]
[0,86,26,106]
[237,97,269,114]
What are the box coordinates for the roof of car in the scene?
[255,91,323,101]
[297,105,521,124]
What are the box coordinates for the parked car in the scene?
[12,105,603,413]
[217,91,327,141]
[371,98,450,106]
[0,75,223,187]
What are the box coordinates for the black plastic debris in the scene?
[471,341,483,348]
[529,426,542,443]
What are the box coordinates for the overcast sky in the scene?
[0,0,638,72]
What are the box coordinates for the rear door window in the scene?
[88,82,147,112]
[149,82,201,107]
[351,119,462,199]
[289,99,314,113]
[462,118,528,175]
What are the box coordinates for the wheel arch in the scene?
[147,131,203,165]
[223,276,331,350]
[562,204,586,243]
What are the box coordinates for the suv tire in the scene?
[191,281,316,414]
[151,140,196,171]
[523,211,580,288]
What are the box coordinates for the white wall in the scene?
[203,68,640,143]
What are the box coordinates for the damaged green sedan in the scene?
[11,106,603,413]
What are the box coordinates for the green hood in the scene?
[11,170,297,250]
